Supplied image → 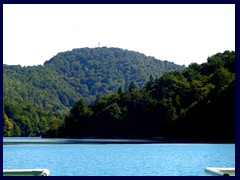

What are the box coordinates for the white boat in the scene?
[205,167,235,176]
[3,169,50,176]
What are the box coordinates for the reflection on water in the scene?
[3,137,168,144]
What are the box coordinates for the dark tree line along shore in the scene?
[3,47,184,137]
[51,51,235,141]
[3,49,235,142]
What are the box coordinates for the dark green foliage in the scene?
[3,47,184,136]
[3,47,184,137]
[3,100,64,137]
[4,47,184,114]
[53,50,235,141]
[4,49,234,141]
[117,87,123,95]
[64,98,93,137]
[128,82,136,92]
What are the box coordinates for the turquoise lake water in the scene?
[3,137,235,176]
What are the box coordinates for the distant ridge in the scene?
[4,47,185,113]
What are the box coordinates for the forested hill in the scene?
[48,50,235,141]
[4,47,184,114]
[3,50,235,139]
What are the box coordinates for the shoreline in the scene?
[3,137,235,145]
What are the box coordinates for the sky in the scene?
[3,4,235,67]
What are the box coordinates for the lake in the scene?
[3,137,235,176]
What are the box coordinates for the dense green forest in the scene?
[45,50,235,141]
[3,100,63,137]
[4,47,184,113]
[3,47,184,137]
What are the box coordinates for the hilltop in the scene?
[4,47,185,114]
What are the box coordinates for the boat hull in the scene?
[3,169,50,176]
[205,167,235,176]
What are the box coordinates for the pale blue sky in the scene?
[3,4,235,66]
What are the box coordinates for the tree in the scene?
[3,114,14,136]
[64,98,92,137]
[117,86,123,95]
[128,82,136,92]
[145,75,155,91]
[212,67,234,93]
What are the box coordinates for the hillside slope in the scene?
[4,47,185,114]
[56,50,235,141]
